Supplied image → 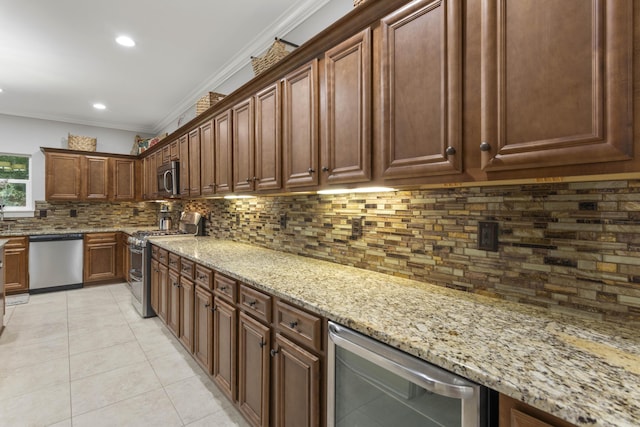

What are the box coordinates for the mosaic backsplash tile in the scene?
[183,180,640,322]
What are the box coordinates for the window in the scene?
[0,154,32,214]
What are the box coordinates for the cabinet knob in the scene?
[270,348,279,357]
[307,168,315,174]
[219,286,227,292]
[445,146,456,156]
[204,302,211,308]
[248,300,257,308]
[246,178,252,183]
[259,339,267,348]
[288,320,298,329]
[321,166,330,172]
[480,142,491,152]
[253,177,258,182]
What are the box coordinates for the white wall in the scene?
[0,113,149,202]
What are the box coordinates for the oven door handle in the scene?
[130,246,144,255]
[328,322,477,400]
[129,270,142,282]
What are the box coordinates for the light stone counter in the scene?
[149,236,639,427]
[0,226,157,237]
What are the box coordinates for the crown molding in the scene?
[152,0,331,134]
[0,110,156,134]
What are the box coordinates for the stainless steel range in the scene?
[128,211,203,317]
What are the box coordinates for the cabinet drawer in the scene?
[180,258,195,280]
[5,236,28,249]
[158,248,169,265]
[274,300,322,352]
[195,264,213,291]
[239,284,272,324]
[85,232,117,244]
[168,252,180,271]
[214,273,237,303]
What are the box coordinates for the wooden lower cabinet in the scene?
[238,311,271,427]
[167,268,181,336]
[150,258,160,315]
[179,276,195,352]
[194,285,214,373]
[272,332,321,427]
[0,246,5,335]
[4,237,28,295]
[213,298,237,401]
[158,263,169,322]
[84,233,117,283]
[500,394,576,427]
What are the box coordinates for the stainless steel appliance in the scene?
[29,233,84,294]
[328,321,494,427]
[157,160,179,197]
[128,211,203,317]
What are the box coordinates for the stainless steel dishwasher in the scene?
[328,321,496,427]
[29,233,84,294]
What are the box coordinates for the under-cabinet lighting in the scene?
[224,195,255,199]
[317,187,397,195]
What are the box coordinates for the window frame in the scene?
[0,153,33,216]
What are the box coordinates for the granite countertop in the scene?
[148,236,639,427]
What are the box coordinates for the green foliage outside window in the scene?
[0,155,30,208]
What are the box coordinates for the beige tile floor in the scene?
[0,283,250,427]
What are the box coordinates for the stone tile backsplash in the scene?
[1,200,158,232]
[183,180,640,322]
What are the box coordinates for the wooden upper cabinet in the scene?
[83,156,109,200]
[233,97,255,192]
[380,0,462,180]
[188,128,201,197]
[215,109,233,194]
[255,83,282,192]
[480,0,633,172]
[283,59,319,189]
[179,134,189,196]
[45,152,81,200]
[323,28,372,185]
[200,120,216,196]
[112,158,137,201]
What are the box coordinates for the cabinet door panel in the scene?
[381,0,462,179]
[233,98,255,192]
[189,128,201,196]
[179,134,189,196]
[179,277,195,353]
[324,28,371,184]
[45,153,81,200]
[150,259,160,315]
[255,83,282,191]
[113,158,136,200]
[167,269,180,336]
[158,263,169,322]
[273,333,320,427]
[84,243,116,282]
[194,286,213,374]
[84,156,109,200]
[238,312,270,427]
[480,0,633,171]
[200,120,216,196]
[213,298,236,400]
[283,60,319,188]
[215,110,233,194]
[4,237,28,295]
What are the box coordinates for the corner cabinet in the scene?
[283,60,319,189]
[479,0,633,172]
[380,0,463,181]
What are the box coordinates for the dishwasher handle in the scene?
[29,233,84,242]
[328,321,478,401]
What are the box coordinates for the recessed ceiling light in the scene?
[0,88,3,93]
[116,36,135,47]
[93,103,106,110]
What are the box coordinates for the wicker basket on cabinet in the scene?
[67,134,97,151]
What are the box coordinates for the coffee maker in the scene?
[159,204,172,231]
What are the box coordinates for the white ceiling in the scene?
[0,0,335,134]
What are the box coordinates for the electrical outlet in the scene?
[279,213,287,229]
[39,209,47,218]
[133,208,139,216]
[478,221,499,251]
[235,213,240,225]
[351,216,364,239]
[70,209,77,218]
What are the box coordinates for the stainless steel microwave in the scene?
[157,160,179,197]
